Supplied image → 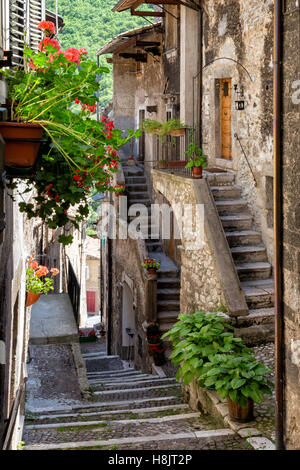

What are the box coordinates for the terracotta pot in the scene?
[147,341,161,356]
[227,397,254,423]
[0,122,44,167]
[26,292,41,307]
[170,128,185,137]
[153,354,165,366]
[147,268,157,275]
[192,166,203,179]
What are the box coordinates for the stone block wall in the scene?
[282,0,300,450]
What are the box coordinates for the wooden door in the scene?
[86,291,96,313]
[220,79,232,160]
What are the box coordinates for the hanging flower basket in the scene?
[170,128,185,137]
[0,122,44,167]
[25,292,42,307]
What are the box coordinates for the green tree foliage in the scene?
[46,0,154,106]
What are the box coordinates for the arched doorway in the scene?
[121,282,135,362]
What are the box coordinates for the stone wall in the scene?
[201,0,274,263]
[282,0,300,450]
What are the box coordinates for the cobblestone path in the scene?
[23,343,273,451]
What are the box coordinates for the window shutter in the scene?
[9,0,45,66]
[27,0,45,51]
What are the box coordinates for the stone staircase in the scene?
[23,354,251,450]
[124,165,181,333]
[207,170,274,343]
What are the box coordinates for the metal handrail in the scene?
[234,133,257,187]
[67,259,80,327]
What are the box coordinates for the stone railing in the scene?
[151,169,248,317]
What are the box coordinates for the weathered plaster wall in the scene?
[201,0,274,263]
[282,0,300,450]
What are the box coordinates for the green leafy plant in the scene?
[142,258,161,271]
[185,131,208,169]
[26,257,59,295]
[162,311,273,407]
[2,21,140,245]
[142,118,187,143]
[198,352,273,408]
[162,311,247,386]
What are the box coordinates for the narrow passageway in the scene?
[23,335,259,451]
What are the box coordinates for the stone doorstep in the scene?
[24,429,235,451]
[91,378,176,387]
[25,412,201,430]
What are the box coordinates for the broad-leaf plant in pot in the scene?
[0,21,139,245]
[185,131,208,179]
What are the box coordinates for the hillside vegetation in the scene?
[46,0,154,105]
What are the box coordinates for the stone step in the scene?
[157,310,180,323]
[24,428,235,451]
[205,171,235,186]
[231,245,268,263]
[24,412,201,432]
[157,277,181,288]
[26,404,191,425]
[236,307,275,327]
[129,191,151,200]
[86,369,139,377]
[236,262,272,281]
[125,176,147,185]
[215,199,248,215]
[157,300,180,312]
[211,185,241,200]
[225,230,262,247]
[157,288,180,301]
[92,383,181,401]
[157,269,179,279]
[26,396,184,420]
[242,281,274,309]
[89,374,154,383]
[126,183,148,192]
[92,378,177,391]
[220,214,253,231]
[128,198,151,207]
[123,169,144,177]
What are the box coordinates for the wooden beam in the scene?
[131,9,165,16]
[145,0,178,3]
[113,35,139,55]
[119,52,148,62]
[136,40,161,47]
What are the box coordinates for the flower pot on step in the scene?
[26,292,41,307]
[192,166,203,179]
[147,341,161,356]
[227,397,254,423]
[0,122,44,167]
[147,268,157,275]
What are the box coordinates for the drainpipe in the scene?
[198,4,203,148]
[273,0,284,450]
[106,192,113,356]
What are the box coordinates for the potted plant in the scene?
[152,345,165,366]
[142,119,187,143]
[185,136,208,179]
[26,257,59,306]
[142,258,161,275]
[157,159,167,169]
[1,21,139,246]
[163,311,273,422]
[79,328,97,342]
[127,157,135,166]
[114,184,125,196]
[146,321,162,355]
[198,352,273,422]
